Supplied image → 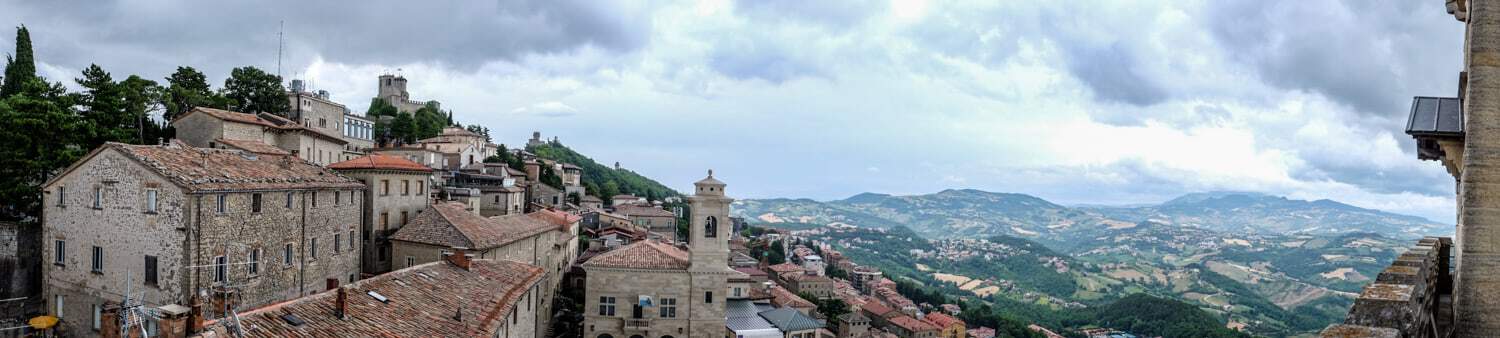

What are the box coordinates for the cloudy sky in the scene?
[0,0,1467,222]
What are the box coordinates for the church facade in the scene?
[581,171,734,338]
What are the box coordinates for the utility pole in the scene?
[276,20,284,80]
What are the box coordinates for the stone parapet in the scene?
[1320,237,1452,338]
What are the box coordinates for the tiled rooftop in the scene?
[214,139,290,156]
[889,315,939,332]
[390,203,557,250]
[612,204,675,217]
[922,312,963,329]
[201,259,543,337]
[328,154,434,172]
[579,239,691,270]
[64,142,364,192]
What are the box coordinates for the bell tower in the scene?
[687,169,732,270]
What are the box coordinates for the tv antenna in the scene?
[276,20,285,80]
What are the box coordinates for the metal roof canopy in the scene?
[1407,96,1464,137]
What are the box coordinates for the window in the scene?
[145,190,158,213]
[284,243,294,265]
[335,191,341,205]
[312,192,319,207]
[216,194,227,213]
[53,240,65,266]
[334,233,342,253]
[401,211,408,226]
[405,256,415,268]
[659,298,677,318]
[144,256,158,286]
[704,291,713,304]
[705,216,718,238]
[251,193,262,213]
[309,238,319,259]
[213,256,227,283]
[90,246,103,273]
[57,185,66,206]
[93,303,102,330]
[598,296,616,316]
[402,180,410,196]
[380,213,390,230]
[349,230,356,249]
[249,249,260,275]
[286,192,294,208]
[93,187,103,209]
[381,180,390,196]
[417,181,425,195]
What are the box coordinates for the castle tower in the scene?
[687,170,732,270]
[377,74,409,101]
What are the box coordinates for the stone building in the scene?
[327,155,435,275]
[885,315,938,338]
[171,107,350,166]
[376,74,439,114]
[370,144,446,170]
[40,142,363,333]
[195,256,544,338]
[387,202,580,336]
[613,204,678,239]
[418,126,499,159]
[838,312,871,338]
[922,312,964,338]
[782,272,836,300]
[581,171,734,338]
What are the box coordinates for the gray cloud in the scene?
[1204,0,1463,117]
[0,0,651,81]
[1065,42,1168,106]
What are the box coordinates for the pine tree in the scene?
[0,77,82,221]
[163,66,218,121]
[75,64,134,146]
[222,66,289,115]
[0,25,35,99]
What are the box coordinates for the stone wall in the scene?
[583,267,697,338]
[1320,236,1452,338]
[334,169,431,275]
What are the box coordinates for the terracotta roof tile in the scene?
[390,203,557,250]
[769,285,816,310]
[328,154,434,172]
[768,263,803,274]
[580,240,691,270]
[613,204,675,217]
[214,139,290,155]
[889,315,939,332]
[922,312,963,329]
[203,259,543,337]
[86,142,363,192]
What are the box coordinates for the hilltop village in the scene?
[0,73,992,338]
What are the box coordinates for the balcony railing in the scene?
[624,318,651,330]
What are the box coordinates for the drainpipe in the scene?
[299,190,307,297]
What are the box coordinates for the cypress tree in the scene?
[0,25,35,98]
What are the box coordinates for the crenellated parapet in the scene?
[1320,237,1452,338]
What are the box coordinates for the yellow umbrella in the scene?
[28,315,58,329]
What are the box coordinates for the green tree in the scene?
[412,103,446,139]
[390,112,416,145]
[162,66,221,121]
[75,64,136,146]
[222,66,288,115]
[600,180,621,202]
[0,77,82,221]
[119,75,166,144]
[0,25,34,98]
[540,164,563,188]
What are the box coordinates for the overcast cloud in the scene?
[0,0,1465,222]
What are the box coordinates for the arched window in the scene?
[597,335,614,338]
[705,216,718,238]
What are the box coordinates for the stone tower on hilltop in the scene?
[376,74,438,113]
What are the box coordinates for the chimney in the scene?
[188,295,205,334]
[335,286,349,320]
[100,301,121,338]
[524,161,540,182]
[445,248,471,270]
[326,278,339,291]
[156,304,191,338]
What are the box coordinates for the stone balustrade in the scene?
[1320,237,1452,338]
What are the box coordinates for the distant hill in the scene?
[1086,191,1445,237]
[526,142,678,199]
[1087,294,1251,338]
[733,190,1448,239]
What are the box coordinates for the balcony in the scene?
[624,318,651,330]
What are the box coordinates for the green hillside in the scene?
[527,142,679,200]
